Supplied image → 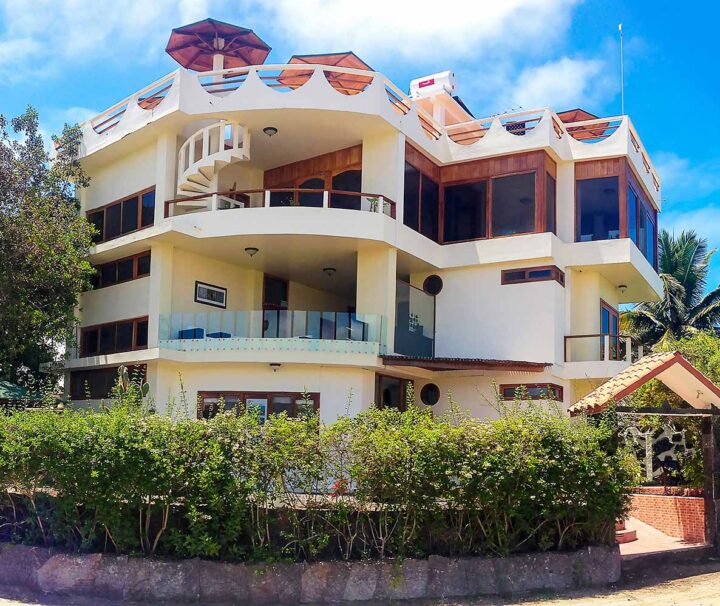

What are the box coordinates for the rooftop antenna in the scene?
[619,23,625,115]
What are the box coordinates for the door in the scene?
[263,275,289,337]
[600,300,620,360]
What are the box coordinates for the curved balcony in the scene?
[164,188,396,218]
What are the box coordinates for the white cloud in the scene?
[502,57,611,112]
[654,151,720,203]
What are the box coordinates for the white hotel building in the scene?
[66,19,663,422]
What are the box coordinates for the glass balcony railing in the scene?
[395,280,435,357]
[158,310,385,354]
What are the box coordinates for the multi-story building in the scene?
[65,19,662,422]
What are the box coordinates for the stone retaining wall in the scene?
[0,543,620,603]
[630,493,706,543]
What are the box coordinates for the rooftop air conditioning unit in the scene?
[409,71,456,99]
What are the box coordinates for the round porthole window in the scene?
[423,274,443,296]
[420,383,441,406]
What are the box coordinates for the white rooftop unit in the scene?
[409,71,456,99]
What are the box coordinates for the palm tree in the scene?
[622,229,720,347]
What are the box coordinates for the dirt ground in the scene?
[2,559,720,605]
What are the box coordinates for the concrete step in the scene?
[616,528,637,544]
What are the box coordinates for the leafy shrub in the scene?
[0,401,630,561]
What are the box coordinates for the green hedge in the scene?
[0,403,630,562]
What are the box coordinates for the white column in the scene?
[154,132,179,223]
[356,245,397,353]
[147,242,174,350]
[361,131,405,224]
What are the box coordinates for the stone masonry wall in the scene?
[630,493,706,543]
[0,543,621,603]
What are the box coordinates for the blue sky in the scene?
[1,0,719,281]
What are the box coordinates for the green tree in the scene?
[0,107,94,382]
[623,229,720,347]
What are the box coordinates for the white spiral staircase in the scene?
[176,121,250,202]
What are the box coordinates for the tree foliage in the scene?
[0,107,94,381]
[623,229,720,347]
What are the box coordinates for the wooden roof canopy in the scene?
[278,52,374,94]
[569,352,720,416]
[165,18,271,71]
[556,107,610,140]
[381,355,550,373]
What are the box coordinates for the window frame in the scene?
[501,265,565,287]
[69,364,147,400]
[196,390,320,420]
[498,383,564,401]
[374,373,414,411]
[80,316,149,357]
[90,251,151,290]
[86,187,156,244]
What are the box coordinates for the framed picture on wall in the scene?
[195,281,227,308]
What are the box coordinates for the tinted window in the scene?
[420,174,439,242]
[546,174,556,234]
[99,325,116,353]
[298,177,324,208]
[443,181,487,242]
[101,263,116,287]
[331,170,362,210]
[576,177,619,242]
[135,320,148,348]
[82,328,99,356]
[117,258,134,282]
[403,163,420,231]
[88,211,104,243]
[628,186,638,245]
[105,203,122,240]
[116,322,134,350]
[491,172,535,237]
[121,196,138,233]
[141,190,155,227]
[137,253,151,276]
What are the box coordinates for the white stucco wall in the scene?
[79,278,150,326]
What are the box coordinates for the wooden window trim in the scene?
[80,316,149,357]
[501,265,565,287]
[69,364,147,400]
[90,251,151,290]
[374,373,413,411]
[86,186,155,244]
[499,383,564,401]
[196,390,320,420]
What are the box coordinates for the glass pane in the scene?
[121,197,138,234]
[223,395,241,413]
[420,174,439,242]
[403,163,420,231]
[270,396,293,417]
[443,181,486,242]
[117,258,134,282]
[331,170,362,210]
[105,204,122,240]
[99,325,116,353]
[82,328,99,356]
[576,177,619,241]
[306,312,321,339]
[246,398,268,422]
[135,320,148,348]
[141,190,155,227]
[379,376,403,410]
[546,174,556,234]
[264,277,288,308]
[491,172,535,237]
[137,253,151,276]
[116,322,134,351]
[101,262,116,287]
[88,211,104,243]
[263,310,279,338]
[320,312,336,339]
[395,280,435,357]
[627,186,638,244]
[270,191,294,207]
[528,269,553,280]
[298,178,324,207]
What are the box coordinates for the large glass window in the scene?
[86,188,155,244]
[639,203,657,268]
[420,175,439,242]
[576,177,619,242]
[627,186,638,244]
[197,391,319,421]
[297,177,324,207]
[141,190,156,227]
[70,365,146,400]
[491,172,536,237]
[80,317,149,357]
[546,174,556,235]
[443,181,487,242]
[375,375,412,411]
[403,162,420,231]
[331,169,362,210]
[89,252,151,290]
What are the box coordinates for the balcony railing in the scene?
[164,188,396,218]
[564,334,644,363]
[159,310,385,354]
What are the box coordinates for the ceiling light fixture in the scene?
[245,247,259,258]
[270,363,282,372]
[263,126,278,137]
[323,267,337,277]
[618,284,627,294]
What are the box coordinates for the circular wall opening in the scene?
[423,274,443,296]
[420,383,441,406]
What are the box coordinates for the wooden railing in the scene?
[564,333,643,363]
[164,188,396,218]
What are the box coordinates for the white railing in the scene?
[177,120,249,179]
[445,108,553,145]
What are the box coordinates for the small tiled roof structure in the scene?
[569,351,720,415]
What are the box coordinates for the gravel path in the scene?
[2,559,720,605]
